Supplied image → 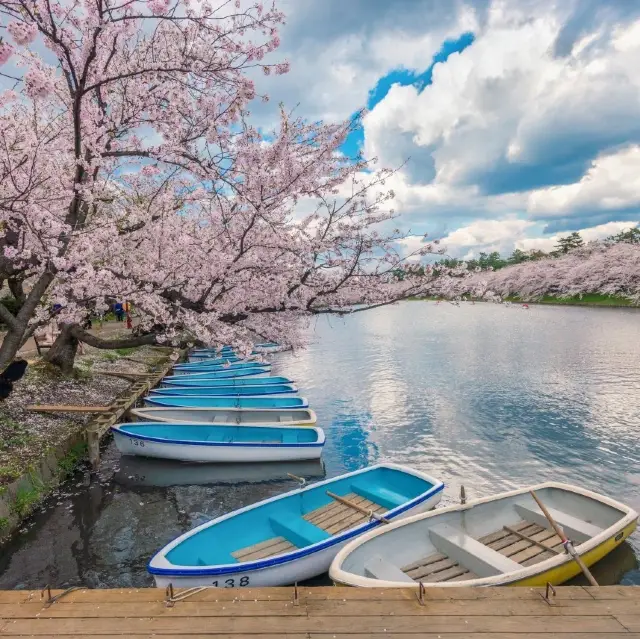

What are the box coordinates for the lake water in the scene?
[1,301,639,588]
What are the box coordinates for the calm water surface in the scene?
[1,302,639,588]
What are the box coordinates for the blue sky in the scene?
[255,0,640,258]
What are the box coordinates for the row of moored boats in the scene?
[109,344,638,590]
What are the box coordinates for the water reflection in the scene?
[1,302,639,588]
[115,457,326,488]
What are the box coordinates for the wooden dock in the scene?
[1,585,639,637]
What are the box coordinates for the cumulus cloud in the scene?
[363,6,640,198]
[527,145,640,218]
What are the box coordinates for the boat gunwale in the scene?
[111,423,325,448]
[147,463,444,577]
[144,396,309,409]
[166,369,272,380]
[328,481,639,588]
[129,406,318,426]
[150,389,297,397]
[161,378,295,387]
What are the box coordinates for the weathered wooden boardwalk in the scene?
[1,585,639,637]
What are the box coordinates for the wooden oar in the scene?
[529,490,598,586]
[326,490,390,523]
[287,473,306,487]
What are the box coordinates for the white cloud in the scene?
[437,218,640,257]
[527,145,640,217]
[362,2,640,212]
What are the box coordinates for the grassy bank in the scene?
[505,294,636,307]
[0,344,173,541]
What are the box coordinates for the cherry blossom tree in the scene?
[434,242,640,304]
[0,0,443,372]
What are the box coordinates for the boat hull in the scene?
[112,427,324,463]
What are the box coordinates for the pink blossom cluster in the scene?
[7,21,38,45]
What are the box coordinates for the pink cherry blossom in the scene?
[0,0,446,371]
[7,21,38,45]
[0,41,13,65]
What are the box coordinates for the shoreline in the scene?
[0,345,177,545]
[409,294,638,309]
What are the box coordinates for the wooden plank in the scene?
[232,537,295,562]
[477,519,536,545]
[4,598,640,620]
[0,600,305,618]
[27,404,112,413]
[0,614,627,635]
[304,599,640,617]
[614,615,640,631]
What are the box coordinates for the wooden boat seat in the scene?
[364,555,416,583]
[231,536,296,563]
[428,524,522,577]
[514,504,604,542]
[303,493,387,536]
[278,414,293,422]
[401,520,565,583]
[269,515,330,547]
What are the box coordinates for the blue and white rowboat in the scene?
[173,361,268,373]
[144,396,309,409]
[161,375,294,388]
[111,423,325,463]
[169,367,272,379]
[148,463,444,588]
[187,355,244,364]
[150,384,298,397]
[129,406,317,426]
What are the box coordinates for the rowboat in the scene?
[130,406,317,426]
[173,361,268,373]
[329,482,639,588]
[150,384,298,397]
[147,463,444,587]
[187,355,243,364]
[161,376,294,388]
[114,457,326,488]
[144,396,309,409]
[168,367,272,379]
[111,423,325,463]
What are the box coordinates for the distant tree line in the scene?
[393,226,640,280]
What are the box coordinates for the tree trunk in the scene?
[44,323,80,374]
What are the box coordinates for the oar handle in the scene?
[288,473,306,487]
[326,490,390,524]
[529,490,599,587]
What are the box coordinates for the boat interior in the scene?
[338,486,628,584]
[164,467,435,568]
[135,408,315,423]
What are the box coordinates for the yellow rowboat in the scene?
[329,482,638,588]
